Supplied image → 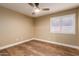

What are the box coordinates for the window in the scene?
[50,14,76,34]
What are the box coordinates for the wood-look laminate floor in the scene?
[0,40,79,56]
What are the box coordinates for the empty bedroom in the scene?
[0,3,79,56]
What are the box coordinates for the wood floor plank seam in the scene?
[0,40,79,56]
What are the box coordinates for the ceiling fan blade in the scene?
[28,3,34,7]
[42,8,50,11]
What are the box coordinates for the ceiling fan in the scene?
[28,3,50,15]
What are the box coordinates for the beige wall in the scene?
[35,8,79,46]
[0,6,34,47]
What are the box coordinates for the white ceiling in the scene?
[0,3,79,17]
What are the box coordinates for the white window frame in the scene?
[50,13,76,34]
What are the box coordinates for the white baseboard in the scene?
[33,38,79,49]
[0,38,79,50]
[0,38,33,50]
